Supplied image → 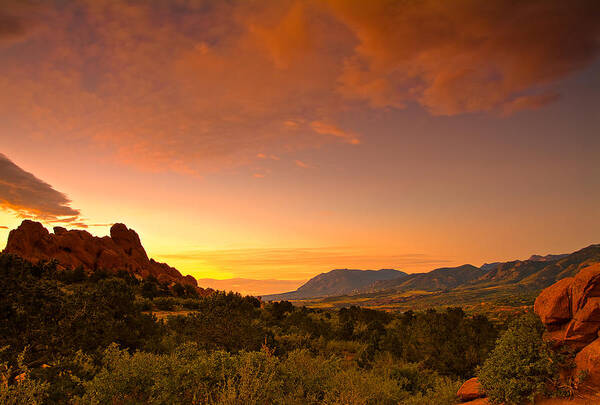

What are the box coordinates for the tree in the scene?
[477,312,556,404]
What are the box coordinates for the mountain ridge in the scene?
[265,244,600,308]
[262,268,406,300]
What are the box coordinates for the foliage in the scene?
[81,346,459,405]
[0,253,515,404]
[477,312,556,404]
[0,348,49,405]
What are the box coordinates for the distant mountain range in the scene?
[263,245,600,305]
[262,269,405,300]
[366,246,597,293]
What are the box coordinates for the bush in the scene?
[477,313,556,404]
[135,297,153,311]
[0,352,49,405]
[153,297,179,311]
[81,345,460,405]
[398,377,460,405]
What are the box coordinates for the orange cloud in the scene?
[0,0,598,176]
[502,92,561,116]
[311,121,361,144]
[294,160,310,168]
[328,0,600,115]
[248,1,313,69]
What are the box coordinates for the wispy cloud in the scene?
[294,160,310,168]
[0,153,82,224]
[157,246,452,279]
[0,225,8,229]
[311,121,361,145]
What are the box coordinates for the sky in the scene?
[1,0,599,295]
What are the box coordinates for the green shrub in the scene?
[477,313,556,404]
[0,352,49,405]
[135,297,153,311]
[153,297,179,311]
[398,377,460,405]
[0,376,48,405]
[181,298,201,310]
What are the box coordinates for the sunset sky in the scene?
[1,0,599,294]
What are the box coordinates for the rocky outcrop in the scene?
[457,377,485,401]
[575,338,600,387]
[534,277,574,327]
[3,220,205,291]
[535,263,600,385]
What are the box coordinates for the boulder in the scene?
[110,223,149,264]
[575,337,600,387]
[457,377,485,402]
[571,264,600,314]
[536,265,600,351]
[563,319,600,349]
[563,298,600,346]
[534,277,573,327]
[53,226,67,235]
[574,297,600,323]
[5,220,53,260]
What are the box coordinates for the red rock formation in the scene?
[575,338,600,387]
[535,263,600,386]
[534,277,573,328]
[3,220,207,292]
[457,377,485,402]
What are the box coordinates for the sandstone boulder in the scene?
[536,264,600,351]
[110,223,149,264]
[457,377,485,402]
[575,337,600,388]
[563,298,600,347]
[534,277,573,328]
[571,264,600,314]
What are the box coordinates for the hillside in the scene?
[365,245,600,294]
[281,244,600,311]
[366,264,484,293]
[262,268,406,300]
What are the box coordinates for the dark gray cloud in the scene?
[0,153,81,222]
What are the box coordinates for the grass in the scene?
[274,284,538,322]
